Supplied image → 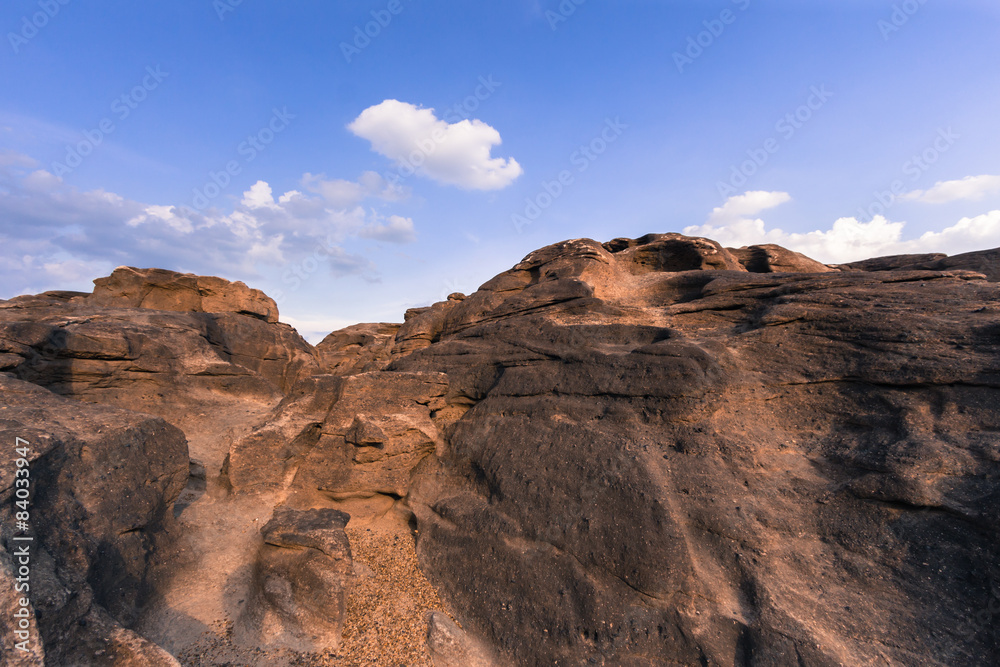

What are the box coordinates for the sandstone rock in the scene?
[235,507,353,652]
[842,248,1000,281]
[315,322,401,375]
[606,232,746,273]
[6,235,1000,665]
[840,252,948,272]
[0,289,319,434]
[380,235,1000,665]
[226,371,449,498]
[0,375,187,664]
[56,605,182,666]
[221,374,347,492]
[289,372,448,500]
[90,266,279,323]
[729,243,836,273]
[895,247,1000,281]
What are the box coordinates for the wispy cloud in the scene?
[0,152,414,298]
[902,174,1000,204]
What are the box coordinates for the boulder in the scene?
[225,371,449,499]
[235,507,353,651]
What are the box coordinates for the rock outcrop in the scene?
[0,375,187,665]
[3,234,999,665]
[315,322,401,375]
[90,267,279,323]
[0,269,320,449]
[225,371,449,499]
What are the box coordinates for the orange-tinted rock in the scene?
[91,266,279,323]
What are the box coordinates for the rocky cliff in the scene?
[2,237,998,666]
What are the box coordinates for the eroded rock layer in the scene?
[3,235,999,666]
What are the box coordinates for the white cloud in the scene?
[242,180,279,209]
[705,190,791,226]
[902,174,1000,204]
[301,170,404,207]
[914,210,1000,255]
[686,190,1000,264]
[0,151,39,168]
[348,99,522,190]
[127,204,194,233]
[359,214,416,243]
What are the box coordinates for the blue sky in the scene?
[2,0,999,340]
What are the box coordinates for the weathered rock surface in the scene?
[1,543,45,665]
[90,266,279,323]
[843,247,1000,281]
[5,234,1000,666]
[0,271,320,437]
[225,371,449,500]
[387,235,1000,665]
[235,507,353,652]
[0,375,187,665]
[729,243,836,273]
[315,322,401,375]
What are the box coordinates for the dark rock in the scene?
[842,248,1000,281]
[380,235,1000,665]
[729,243,836,273]
[0,544,45,665]
[841,252,948,272]
[899,247,1000,282]
[235,507,353,651]
[0,375,187,664]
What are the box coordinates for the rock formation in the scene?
[235,507,353,652]
[2,235,998,665]
[0,375,187,666]
[90,266,279,323]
